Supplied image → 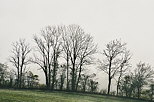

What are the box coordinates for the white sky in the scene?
[0,0,154,90]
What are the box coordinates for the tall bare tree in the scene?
[9,39,31,88]
[99,39,128,94]
[64,25,97,91]
[51,26,62,90]
[61,26,71,90]
[67,25,81,91]
[75,33,97,90]
[32,26,62,89]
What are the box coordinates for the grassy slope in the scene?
[0,89,148,102]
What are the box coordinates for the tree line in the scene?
[0,24,154,100]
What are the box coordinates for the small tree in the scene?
[27,71,39,88]
[150,84,154,101]
[119,74,133,97]
[133,62,154,98]
[79,73,96,92]
[0,63,8,87]
[80,74,89,92]
[64,24,97,91]
[88,79,98,93]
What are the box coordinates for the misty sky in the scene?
[0,0,154,90]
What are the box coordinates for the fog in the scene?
[0,0,154,91]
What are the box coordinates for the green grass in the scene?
[0,89,148,102]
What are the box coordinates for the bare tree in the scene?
[61,26,71,90]
[67,25,81,91]
[32,26,62,89]
[64,25,97,91]
[51,26,63,90]
[9,39,31,88]
[75,34,97,90]
[116,50,131,95]
[99,39,128,94]
[33,32,51,88]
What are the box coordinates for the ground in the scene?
[0,89,148,102]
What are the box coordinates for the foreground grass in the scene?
[0,89,148,102]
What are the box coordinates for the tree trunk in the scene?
[19,66,23,88]
[107,58,112,94]
[76,62,83,90]
[17,68,20,88]
[108,77,111,94]
[117,69,122,95]
[83,78,88,92]
[72,63,75,91]
[116,80,120,96]
[66,52,69,90]
[52,63,56,90]
[52,51,57,90]
[47,44,51,89]
[48,66,51,89]
[60,75,64,90]
[17,56,20,88]
[137,87,141,99]
[45,72,49,88]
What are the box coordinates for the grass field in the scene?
[0,89,148,102]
